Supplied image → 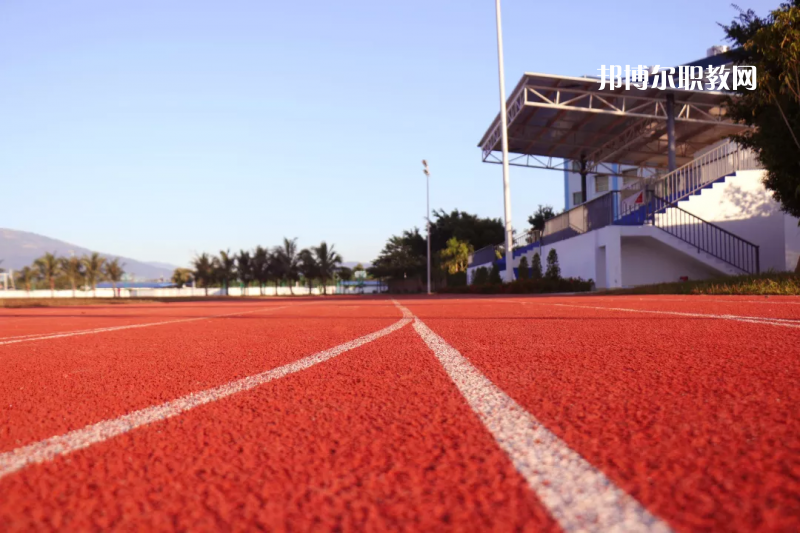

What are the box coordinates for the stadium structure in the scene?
[468,48,800,289]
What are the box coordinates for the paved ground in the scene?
[0,295,798,531]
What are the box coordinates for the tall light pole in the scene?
[495,0,514,283]
[422,160,432,295]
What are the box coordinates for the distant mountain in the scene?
[0,228,177,280]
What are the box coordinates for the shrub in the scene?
[545,249,561,280]
[447,271,467,287]
[473,266,489,285]
[531,253,543,280]
[517,256,530,280]
[489,263,503,284]
[437,276,594,295]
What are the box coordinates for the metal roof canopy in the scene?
[478,72,749,177]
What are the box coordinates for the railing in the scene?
[512,229,541,249]
[647,196,760,274]
[652,141,760,202]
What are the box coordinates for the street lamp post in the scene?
[422,160,432,295]
[494,0,514,283]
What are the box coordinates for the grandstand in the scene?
[470,49,800,288]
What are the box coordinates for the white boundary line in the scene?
[394,301,672,533]
[550,303,800,329]
[0,315,412,480]
[0,307,288,347]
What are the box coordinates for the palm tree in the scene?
[236,250,254,297]
[439,237,473,274]
[268,251,284,294]
[192,253,214,296]
[275,237,299,295]
[171,267,193,288]
[82,252,106,297]
[60,255,85,297]
[313,241,342,295]
[214,250,236,296]
[35,252,60,297]
[105,258,126,297]
[252,246,270,296]
[16,266,37,293]
[298,248,318,294]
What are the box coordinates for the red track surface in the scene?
[0,295,798,531]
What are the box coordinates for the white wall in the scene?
[784,214,800,272]
[679,170,800,272]
[0,285,340,299]
[620,236,718,286]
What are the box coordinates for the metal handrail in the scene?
[652,141,760,201]
[648,195,760,274]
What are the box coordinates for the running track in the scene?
[0,295,798,531]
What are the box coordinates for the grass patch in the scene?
[600,272,800,296]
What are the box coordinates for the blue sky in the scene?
[0,0,779,267]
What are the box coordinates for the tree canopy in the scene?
[371,209,504,281]
[527,205,556,232]
[369,228,427,280]
[430,209,504,252]
[723,1,800,218]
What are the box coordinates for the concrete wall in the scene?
[469,224,739,289]
[620,236,718,286]
[679,170,800,272]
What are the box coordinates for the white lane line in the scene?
[551,303,800,329]
[0,307,288,347]
[394,302,671,533]
[0,315,411,480]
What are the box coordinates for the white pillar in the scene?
[495,0,514,282]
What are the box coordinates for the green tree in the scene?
[60,255,85,297]
[35,252,60,297]
[518,256,530,280]
[171,267,193,289]
[192,253,214,296]
[236,250,254,296]
[489,263,502,284]
[527,205,556,232]
[313,241,343,295]
[214,250,236,296]
[472,266,489,285]
[723,2,800,219]
[545,249,561,280]
[369,229,426,280]
[298,248,318,293]
[338,266,354,281]
[275,237,300,295]
[105,258,125,297]
[16,266,38,293]
[430,209,505,253]
[439,237,473,274]
[82,252,106,296]
[531,252,543,280]
[252,246,271,295]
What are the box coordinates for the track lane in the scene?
[0,317,558,531]
[399,295,800,532]
[0,301,400,453]
[0,302,278,339]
